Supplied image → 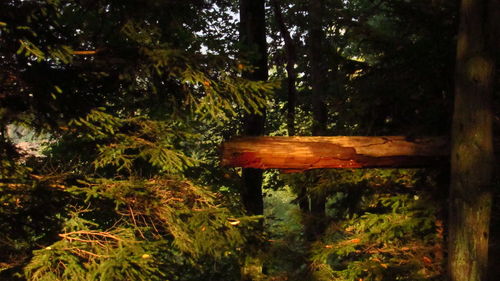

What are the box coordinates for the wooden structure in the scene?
[221,136,449,172]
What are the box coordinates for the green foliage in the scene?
[68,109,198,173]
[252,169,445,281]
[25,226,162,281]
[1,0,460,280]
[310,196,443,280]
[1,0,274,280]
[0,179,68,279]
[23,176,249,281]
[69,177,246,257]
[300,170,444,281]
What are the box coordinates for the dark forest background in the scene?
[1,0,499,280]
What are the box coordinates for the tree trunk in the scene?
[309,0,328,138]
[239,1,268,280]
[270,0,309,213]
[239,0,268,216]
[270,0,297,137]
[221,136,449,171]
[308,0,328,234]
[448,0,497,278]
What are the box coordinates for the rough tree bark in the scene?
[239,0,268,217]
[448,0,497,279]
[308,0,328,233]
[239,1,268,280]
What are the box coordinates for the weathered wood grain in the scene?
[221,136,449,171]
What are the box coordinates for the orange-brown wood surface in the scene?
[221,136,449,171]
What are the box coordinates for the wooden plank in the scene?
[221,136,449,171]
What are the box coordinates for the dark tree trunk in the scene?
[239,0,268,216]
[270,0,297,137]
[239,1,269,280]
[309,0,328,138]
[270,0,308,213]
[308,0,328,234]
[448,0,497,279]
